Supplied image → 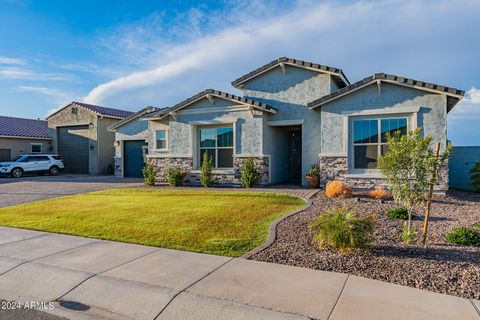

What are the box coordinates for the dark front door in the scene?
[124,140,146,178]
[57,125,89,174]
[288,130,302,182]
[0,149,11,162]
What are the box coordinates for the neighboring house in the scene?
[0,116,52,162]
[109,106,162,178]
[47,102,133,174]
[141,57,464,189]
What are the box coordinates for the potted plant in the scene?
[306,164,320,188]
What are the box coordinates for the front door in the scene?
[288,130,302,182]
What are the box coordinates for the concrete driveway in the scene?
[0,175,144,208]
[0,227,478,320]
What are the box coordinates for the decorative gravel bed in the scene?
[250,190,480,299]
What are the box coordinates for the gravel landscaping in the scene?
[250,189,480,299]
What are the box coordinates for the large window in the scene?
[155,130,167,150]
[200,126,234,168]
[353,117,408,169]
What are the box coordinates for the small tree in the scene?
[240,157,260,188]
[470,162,480,192]
[200,151,214,187]
[378,128,451,243]
[142,162,159,186]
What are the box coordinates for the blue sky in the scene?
[0,0,479,145]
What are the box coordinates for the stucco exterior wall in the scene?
[319,82,449,190]
[241,65,335,185]
[449,146,480,191]
[148,96,265,168]
[0,137,52,161]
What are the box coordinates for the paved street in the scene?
[0,227,478,320]
[0,175,144,208]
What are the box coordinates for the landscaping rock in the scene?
[250,190,480,300]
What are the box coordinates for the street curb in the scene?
[241,191,317,259]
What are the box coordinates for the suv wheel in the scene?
[49,166,60,176]
[11,168,23,178]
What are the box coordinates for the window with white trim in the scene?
[31,143,42,153]
[199,126,234,168]
[155,130,167,150]
[353,117,408,169]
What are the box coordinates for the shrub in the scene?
[167,168,187,187]
[445,227,480,247]
[369,186,390,200]
[200,151,214,187]
[401,222,418,243]
[470,162,480,192]
[306,164,320,177]
[240,158,260,188]
[325,180,352,198]
[387,207,410,220]
[309,208,375,252]
[142,162,159,186]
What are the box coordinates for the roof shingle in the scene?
[0,116,50,139]
[231,57,350,88]
[72,102,134,118]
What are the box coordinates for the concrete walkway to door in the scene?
[0,227,478,320]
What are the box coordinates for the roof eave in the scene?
[309,77,464,110]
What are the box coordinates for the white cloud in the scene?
[84,0,480,107]
[449,88,480,118]
[16,85,73,115]
[0,66,74,81]
[0,57,25,65]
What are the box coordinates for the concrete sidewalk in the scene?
[0,227,478,320]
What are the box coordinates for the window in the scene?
[200,126,234,168]
[353,117,408,170]
[155,130,167,150]
[31,143,42,153]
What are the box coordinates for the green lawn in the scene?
[0,189,306,257]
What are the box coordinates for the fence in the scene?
[449,146,480,191]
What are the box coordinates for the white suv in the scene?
[0,154,64,178]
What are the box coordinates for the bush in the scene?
[470,162,480,192]
[167,168,187,187]
[240,158,260,188]
[369,186,390,200]
[325,180,351,198]
[445,227,480,247]
[387,207,410,220]
[200,151,214,187]
[309,208,375,252]
[142,163,159,186]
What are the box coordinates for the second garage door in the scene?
[124,140,146,178]
[58,125,89,174]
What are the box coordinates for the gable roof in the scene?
[307,73,465,112]
[231,57,350,89]
[109,106,163,130]
[147,89,277,119]
[0,115,50,139]
[47,101,134,120]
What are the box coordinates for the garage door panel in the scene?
[124,141,146,178]
[58,126,89,174]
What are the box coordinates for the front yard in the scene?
[0,189,306,257]
[251,190,480,299]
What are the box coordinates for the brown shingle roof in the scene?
[231,57,350,88]
[307,73,465,112]
[109,106,163,130]
[146,89,277,119]
[47,102,133,120]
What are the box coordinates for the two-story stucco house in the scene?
[135,57,464,189]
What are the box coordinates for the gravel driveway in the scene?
[0,175,144,208]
